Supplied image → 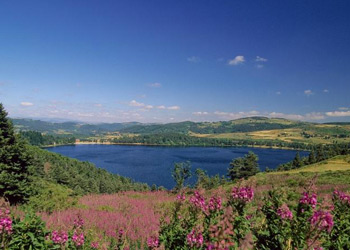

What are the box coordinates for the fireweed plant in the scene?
[157,187,350,250]
[0,187,350,249]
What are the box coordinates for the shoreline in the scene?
[41,141,309,151]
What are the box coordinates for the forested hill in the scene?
[27,145,149,195]
[119,117,307,134]
[12,117,350,147]
[13,117,310,135]
[12,118,140,135]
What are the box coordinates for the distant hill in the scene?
[119,117,308,134]
[11,118,140,135]
[11,117,350,147]
[12,116,306,135]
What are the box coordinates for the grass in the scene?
[190,125,350,145]
[280,155,350,174]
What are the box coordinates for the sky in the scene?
[0,0,350,123]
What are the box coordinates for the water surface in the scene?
[46,145,308,189]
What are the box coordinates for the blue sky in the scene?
[1,0,350,123]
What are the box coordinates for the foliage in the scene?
[157,187,350,250]
[19,130,76,146]
[323,190,350,249]
[172,162,192,191]
[26,178,77,213]
[0,103,33,204]
[277,144,350,171]
[12,118,139,136]
[27,145,150,195]
[195,169,227,190]
[119,117,302,135]
[228,151,259,180]
[9,210,49,250]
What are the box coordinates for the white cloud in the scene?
[323,89,329,93]
[255,56,268,62]
[304,90,314,96]
[129,100,145,107]
[214,110,260,120]
[228,55,245,66]
[128,101,179,111]
[148,82,162,88]
[326,111,350,117]
[268,112,304,120]
[187,56,201,63]
[20,102,34,107]
[193,111,209,116]
[77,112,94,117]
[338,107,349,111]
[304,112,325,120]
[248,110,260,115]
[268,112,325,121]
[168,106,180,110]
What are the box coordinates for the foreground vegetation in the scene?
[2,167,350,249]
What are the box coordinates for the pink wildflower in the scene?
[310,210,334,232]
[51,230,68,245]
[147,236,159,248]
[72,232,85,246]
[333,190,350,205]
[187,229,204,248]
[277,204,293,220]
[0,208,12,235]
[208,196,222,212]
[246,214,253,220]
[74,215,84,229]
[232,187,254,203]
[0,217,12,235]
[300,192,317,209]
[90,242,99,249]
[177,193,186,202]
[189,191,207,211]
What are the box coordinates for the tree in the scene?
[172,161,192,191]
[308,149,316,164]
[228,151,259,180]
[316,145,325,162]
[0,103,33,204]
[292,152,302,169]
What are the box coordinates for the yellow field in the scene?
[274,155,350,174]
[190,124,350,145]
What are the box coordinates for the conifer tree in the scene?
[228,151,259,180]
[292,152,302,169]
[0,103,32,204]
[308,149,316,164]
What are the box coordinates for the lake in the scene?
[46,145,308,189]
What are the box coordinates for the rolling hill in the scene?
[12,117,350,146]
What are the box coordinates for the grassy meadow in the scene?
[31,154,350,248]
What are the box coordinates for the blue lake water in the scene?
[46,145,308,189]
